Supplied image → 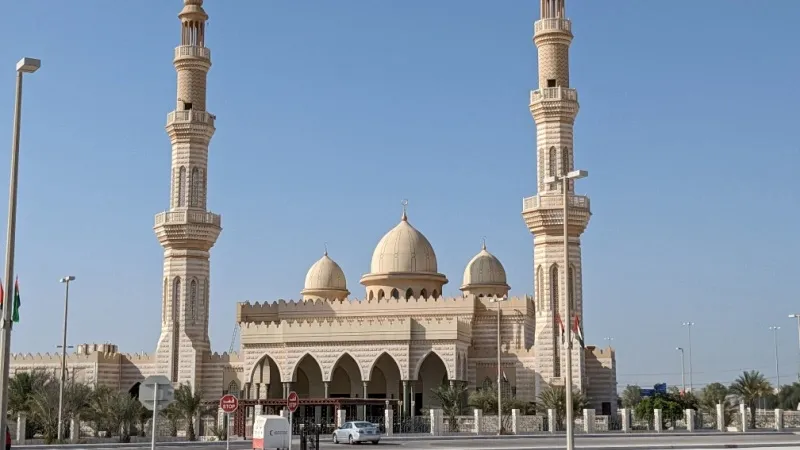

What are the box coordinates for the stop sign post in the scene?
[219,394,238,450]
[287,391,299,413]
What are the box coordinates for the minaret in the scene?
[153,0,221,389]
[523,0,591,393]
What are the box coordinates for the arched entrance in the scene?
[330,353,364,419]
[414,352,448,415]
[293,354,324,399]
[367,353,402,419]
[249,354,282,400]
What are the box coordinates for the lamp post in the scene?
[491,295,509,435]
[682,322,694,392]
[676,347,686,394]
[770,326,781,388]
[57,275,75,441]
[604,337,613,347]
[0,57,41,442]
[545,169,588,450]
[788,314,800,382]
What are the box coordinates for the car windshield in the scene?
[352,422,374,428]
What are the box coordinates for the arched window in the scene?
[368,291,374,300]
[568,266,575,311]
[548,147,557,190]
[536,266,544,311]
[204,278,210,331]
[561,147,569,176]
[162,277,168,323]
[177,167,186,207]
[172,277,181,322]
[227,380,239,396]
[377,290,385,300]
[420,289,428,298]
[390,289,399,299]
[405,288,413,299]
[190,280,197,325]
[432,289,439,298]
[190,167,201,207]
[550,264,561,378]
[550,265,559,311]
[482,377,493,391]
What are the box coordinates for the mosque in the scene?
[9,0,617,432]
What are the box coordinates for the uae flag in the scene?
[12,277,20,323]
[572,315,585,349]
[555,313,566,344]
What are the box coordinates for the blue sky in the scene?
[0,0,798,392]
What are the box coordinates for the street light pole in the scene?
[682,322,694,392]
[676,347,686,394]
[770,326,781,388]
[491,296,508,435]
[57,275,75,441]
[788,314,800,382]
[545,169,588,450]
[604,337,613,347]
[0,57,41,443]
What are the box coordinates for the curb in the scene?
[381,430,797,441]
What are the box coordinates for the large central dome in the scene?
[370,213,438,274]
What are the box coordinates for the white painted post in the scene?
[716,403,725,431]
[583,409,595,433]
[511,409,520,435]
[384,408,393,436]
[473,409,482,434]
[150,382,158,450]
[739,404,748,432]
[685,409,695,432]
[16,412,26,444]
[653,409,662,433]
[775,409,783,431]
[547,409,556,434]
[336,409,346,428]
[620,408,630,433]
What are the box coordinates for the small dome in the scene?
[304,252,347,291]
[370,212,438,274]
[461,242,508,288]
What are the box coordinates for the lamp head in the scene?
[60,276,75,283]
[16,58,40,74]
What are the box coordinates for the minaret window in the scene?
[368,291,374,301]
[190,167,201,207]
[162,277,168,324]
[547,79,557,88]
[178,167,186,207]
[377,290,385,300]
[190,280,197,325]
[172,277,181,321]
[405,288,414,299]
[420,289,428,298]
[561,147,570,176]
[432,289,439,298]
[549,264,559,311]
[548,147,557,190]
[536,266,544,311]
[568,265,576,311]
[390,289,399,299]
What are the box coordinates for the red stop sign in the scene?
[219,394,238,413]
[287,391,299,412]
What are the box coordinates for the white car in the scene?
[332,421,381,445]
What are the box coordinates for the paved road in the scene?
[35,433,800,450]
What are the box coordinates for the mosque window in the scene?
[568,266,576,311]
[390,289,399,299]
[377,290,385,300]
[190,280,197,325]
[190,167,201,207]
[481,377,493,392]
[163,277,168,323]
[405,288,413,299]
[368,291,374,301]
[561,147,569,176]
[420,289,428,298]
[536,266,544,311]
[227,380,239,396]
[432,289,439,298]
[178,167,186,207]
[547,79,557,88]
[172,277,181,322]
[549,264,559,311]
[548,147,557,190]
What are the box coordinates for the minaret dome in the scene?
[460,241,510,298]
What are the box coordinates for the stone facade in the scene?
[9,0,617,418]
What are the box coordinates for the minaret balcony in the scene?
[154,210,221,228]
[167,110,216,128]
[534,18,572,36]
[523,194,589,212]
[522,194,591,235]
[174,45,211,61]
[530,87,578,104]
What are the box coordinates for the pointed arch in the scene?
[290,352,323,382]
[190,167,201,207]
[162,277,168,324]
[172,277,181,321]
[568,264,576,311]
[548,146,557,183]
[561,147,570,176]
[413,350,452,380]
[189,278,198,325]
[227,380,240,396]
[328,351,365,382]
[377,289,385,300]
[247,352,283,384]
[177,166,186,207]
[367,351,402,381]
[390,288,399,299]
[368,290,374,301]
[405,288,414,299]
[536,266,544,311]
[432,289,439,299]
[420,288,428,298]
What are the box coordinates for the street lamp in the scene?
[676,347,686,394]
[770,326,781,388]
[544,169,588,450]
[788,314,800,382]
[57,275,75,441]
[604,337,613,347]
[490,295,509,435]
[682,322,694,392]
[0,57,41,442]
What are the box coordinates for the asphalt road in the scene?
[56,433,800,450]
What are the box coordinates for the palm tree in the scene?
[159,403,181,437]
[620,385,642,409]
[27,381,60,443]
[729,370,773,430]
[467,387,533,433]
[699,382,733,427]
[776,382,800,411]
[430,382,467,432]
[536,385,589,430]
[8,370,54,439]
[170,383,213,441]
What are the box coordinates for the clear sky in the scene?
[0,0,798,393]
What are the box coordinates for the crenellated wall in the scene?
[585,345,617,415]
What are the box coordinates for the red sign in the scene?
[219,394,238,414]
[287,391,299,413]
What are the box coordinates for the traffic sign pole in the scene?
[225,412,230,450]
[287,391,299,450]
[151,382,158,450]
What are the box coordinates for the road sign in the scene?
[138,375,175,411]
[287,391,299,412]
[220,394,239,413]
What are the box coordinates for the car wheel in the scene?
[348,434,354,444]
[332,433,339,444]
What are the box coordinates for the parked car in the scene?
[331,421,380,445]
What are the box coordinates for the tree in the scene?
[170,383,214,441]
[634,393,683,430]
[620,385,642,409]
[85,385,142,442]
[699,382,733,427]
[776,382,800,411]
[536,386,589,430]
[430,383,467,432]
[729,370,773,430]
[8,370,54,439]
